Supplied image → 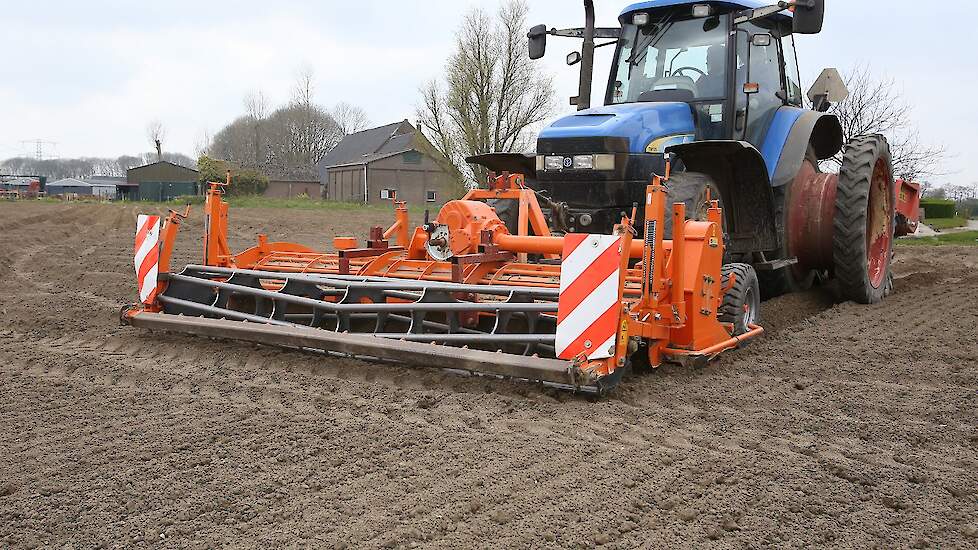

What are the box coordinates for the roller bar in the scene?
[123,311,596,390]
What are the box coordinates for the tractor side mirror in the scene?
[566,51,582,66]
[793,0,824,34]
[807,68,849,111]
[528,25,548,59]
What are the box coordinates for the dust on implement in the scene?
[123,170,762,393]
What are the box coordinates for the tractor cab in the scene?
[607,2,801,147]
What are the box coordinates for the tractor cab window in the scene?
[609,11,731,104]
[734,21,784,147]
[781,35,803,105]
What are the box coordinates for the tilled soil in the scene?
[1,201,976,549]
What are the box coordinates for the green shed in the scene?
[139,181,200,201]
[126,161,199,201]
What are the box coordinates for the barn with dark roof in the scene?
[318,120,456,205]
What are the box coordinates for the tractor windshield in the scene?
[609,12,730,104]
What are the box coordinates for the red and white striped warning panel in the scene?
[555,234,623,361]
[134,214,162,304]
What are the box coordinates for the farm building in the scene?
[319,120,456,205]
[46,177,116,198]
[126,161,199,201]
[1,175,44,192]
[264,178,321,199]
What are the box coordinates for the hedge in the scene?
[920,199,956,219]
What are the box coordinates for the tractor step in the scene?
[753,257,799,271]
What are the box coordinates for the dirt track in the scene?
[1,201,976,549]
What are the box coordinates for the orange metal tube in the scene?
[662,324,765,357]
[670,203,686,306]
[495,234,647,258]
[383,201,410,247]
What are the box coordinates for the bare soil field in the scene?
[1,201,976,549]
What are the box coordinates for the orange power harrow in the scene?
[122,172,762,393]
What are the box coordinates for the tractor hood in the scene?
[537,102,695,154]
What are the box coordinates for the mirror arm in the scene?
[733,2,792,25]
[548,27,621,39]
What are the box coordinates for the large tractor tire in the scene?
[758,147,822,299]
[719,263,760,336]
[663,172,724,238]
[833,134,895,304]
[757,183,819,299]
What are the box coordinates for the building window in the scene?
[426,190,437,202]
[379,188,397,200]
[402,151,422,164]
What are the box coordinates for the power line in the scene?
[19,139,58,160]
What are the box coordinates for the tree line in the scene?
[0,152,194,181]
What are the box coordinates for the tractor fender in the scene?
[770,110,843,188]
[666,140,779,254]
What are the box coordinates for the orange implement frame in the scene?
[138,169,762,391]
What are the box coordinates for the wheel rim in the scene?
[866,158,893,288]
[742,287,757,327]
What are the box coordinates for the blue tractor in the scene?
[476,0,896,305]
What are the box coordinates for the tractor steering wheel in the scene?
[671,66,706,79]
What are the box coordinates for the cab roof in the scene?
[620,0,792,20]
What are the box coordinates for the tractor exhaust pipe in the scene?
[577,0,596,111]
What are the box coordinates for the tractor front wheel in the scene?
[663,172,725,238]
[719,263,760,336]
[833,134,895,304]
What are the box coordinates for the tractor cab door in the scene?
[734,21,787,149]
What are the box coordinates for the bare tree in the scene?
[823,65,948,182]
[244,90,269,168]
[285,67,343,174]
[208,115,255,168]
[205,68,345,179]
[417,0,555,184]
[146,120,166,161]
[193,129,212,159]
[332,101,370,135]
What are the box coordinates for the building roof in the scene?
[319,120,417,168]
[48,177,116,188]
[127,160,199,174]
[0,177,38,187]
[84,176,127,186]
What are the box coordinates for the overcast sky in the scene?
[2,1,973,187]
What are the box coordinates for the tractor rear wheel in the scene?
[833,134,895,304]
[758,146,822,299]
[757,183,817,298]
[719,263,760,336]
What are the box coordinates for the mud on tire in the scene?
[719,263,760,336]
[833,134,895,304]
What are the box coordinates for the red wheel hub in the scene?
[866,159,893,288]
